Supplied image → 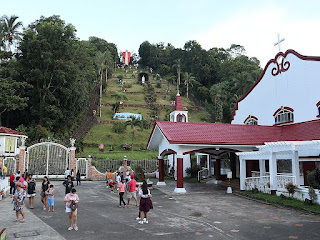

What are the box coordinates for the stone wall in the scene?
[88,158,105,180]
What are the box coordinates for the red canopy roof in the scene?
[152,119,320,146]
[0,127,26,136]
[175,94,184,111]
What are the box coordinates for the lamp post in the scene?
[227,171,233,194]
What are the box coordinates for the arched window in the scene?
[273,106,294,125]
[177,114,186,122]
[244,115,258,125]
[317,101,320,117]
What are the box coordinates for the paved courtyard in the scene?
[1,179,320,239]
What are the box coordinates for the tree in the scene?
[183,72,195,98]
[18,15,96,131]
[0,56,29,125]
[172,58,181,93]
[1,15,23,51]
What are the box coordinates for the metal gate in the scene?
[3,157,16,175]
[76,158,88,179]
[26,142,70,177]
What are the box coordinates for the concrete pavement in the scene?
[1,179,320,239]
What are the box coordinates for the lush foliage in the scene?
[307,169,320,189]
[0,15,118,142]
[138,41,262,122]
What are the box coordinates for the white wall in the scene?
[232,53,320,125]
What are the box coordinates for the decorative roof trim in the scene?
[230,49,320,123]
[273,106,294,117]
[244,115,258,124]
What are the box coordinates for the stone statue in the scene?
[70,138,76,147]
[142,75,145,84]
[20,137,26,147]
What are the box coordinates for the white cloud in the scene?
[194,8,320,67]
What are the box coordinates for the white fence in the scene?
[245,174,296,191]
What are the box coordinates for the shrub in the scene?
[124,83,132,88]
[285,182,297,198]
[155,82,161,88]
[308,186,318,204]
[112,121,127,134]
[185,165,202,178]
[307,169,320,189]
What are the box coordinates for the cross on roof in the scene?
[274,33,285,52]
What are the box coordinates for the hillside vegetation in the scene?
[80,68,210,159]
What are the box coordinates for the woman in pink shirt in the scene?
[64,188,79,231]
[118,179,127,208]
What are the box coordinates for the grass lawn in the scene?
[78,149,158,160]
[83,123,153,151]
[242,191,320,214]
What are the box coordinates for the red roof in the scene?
[175,94,184,111]
[0,127,26,136]
[152,119,320,145]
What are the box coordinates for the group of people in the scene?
[105,169,153,224]
[5,169,80,231]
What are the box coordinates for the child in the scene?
[46,184,55,212]
[108,180,116,193]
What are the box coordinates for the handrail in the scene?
[198,168,209,182]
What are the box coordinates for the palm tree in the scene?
[172,59,181,94]
[95,51,108,117]
[183,72,195,98]
[0,21,6,50]
[1,15,23,51]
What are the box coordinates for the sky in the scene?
[2,0,320,67]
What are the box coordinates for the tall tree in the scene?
[183,72,195,98]
[18,15,96,131]
[1,15,22,51]
[172,58,181,94]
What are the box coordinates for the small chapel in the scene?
[148,49,320,202]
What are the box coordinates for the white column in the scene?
[259,159,266,176]
[291,150,300,186]
[269,153,277,190]
[207,155,210,170]
[196,154,200,166]
[240,157,246,190]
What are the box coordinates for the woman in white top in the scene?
[138,181,153,224]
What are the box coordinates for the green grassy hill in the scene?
[79,67,210,160]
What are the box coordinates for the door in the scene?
[303,161,315,186]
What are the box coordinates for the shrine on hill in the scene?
[148,49,320,202]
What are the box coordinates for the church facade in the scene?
[148,49,320,201]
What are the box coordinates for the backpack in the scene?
[28,180,36,194]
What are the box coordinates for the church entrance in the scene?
[26,142,70,177]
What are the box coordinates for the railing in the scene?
[277,175,296,189]
[94,159,169,173]
[245,174,296,191]
[198,168,209,182]
[245,176,270,191]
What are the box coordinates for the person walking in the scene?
[76,170,81,186]
[127,175,138,206]
[118,179,127,208]
[27,174,36,209]
[63,175,74,194]
[64,188,79,231]
[3,164,7,179]
[9,172,15,195]
[64,168,70,179]
[39,176,50,210]
[70,169,75,181]
[46,184,55,212]
[138,181,153,224]
[12,183,26,223]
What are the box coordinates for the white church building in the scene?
[148,49,320,201]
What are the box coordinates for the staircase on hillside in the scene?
[61,83,100,146]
